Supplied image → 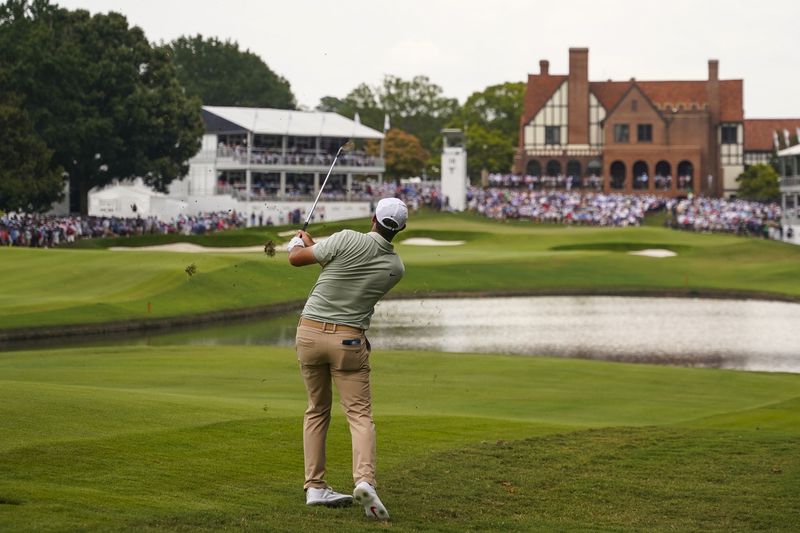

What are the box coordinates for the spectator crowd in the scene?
[665,197,784,238]
[0,211,246,248]
[358,181,446,211]
[2,183,787,248]
[487,173,603,191]
[467,187,785,236]
[468,188,665,226]
[218,144,381,168]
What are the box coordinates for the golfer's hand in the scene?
[286,236,305,252]
[288,231,319,267]
[298,230,315,247]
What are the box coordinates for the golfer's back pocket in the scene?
[296,328,325,365]
[331,336,369,371]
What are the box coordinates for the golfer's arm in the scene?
[289,246,319,267]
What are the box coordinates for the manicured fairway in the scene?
[2,212,800,331]
[1,345,798,531]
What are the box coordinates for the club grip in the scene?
[301,221,309,232]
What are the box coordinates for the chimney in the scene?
[706,59,721,197]
[539,60,549,76]
[708,59,719,81]
[568,47,589,145]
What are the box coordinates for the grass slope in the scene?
[2,211,800,330]
[0,345,798,531]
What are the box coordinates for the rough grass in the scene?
[0,345,798,532]
[392,426,800,532]
[2,211,800,331]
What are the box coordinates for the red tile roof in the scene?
[744,119,800,151]
[524,73,744,126]
[520,74,567,126]
[637,81,709,111]
[589,81,631,112]
[589,80,743,122]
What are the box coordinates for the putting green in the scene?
[0,345,797,531]
[2,212,799,331]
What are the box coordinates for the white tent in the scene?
[89,179,186,220]
[203,106,384,139]
[777,144,800,157]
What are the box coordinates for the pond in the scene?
[5,296,799,373]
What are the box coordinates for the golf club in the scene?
[302,140,355,231]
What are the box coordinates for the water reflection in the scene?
[369,297,800,373]
[4,296,799,373]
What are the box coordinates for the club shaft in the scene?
[302,144,346,231]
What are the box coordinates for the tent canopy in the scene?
[777,144,800,157]
[91,182,163,200]
[202,106,384,140]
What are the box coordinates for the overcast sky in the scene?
[57,0,799,118]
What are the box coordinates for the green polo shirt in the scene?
[301,230,405,330]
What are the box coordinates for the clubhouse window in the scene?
[545,125,561,145]
[637,124,653,142]
[721,124,738,144]
[614,124,629,143]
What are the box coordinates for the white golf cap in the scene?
[375,197,408,231]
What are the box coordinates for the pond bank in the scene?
[2,287,799,345]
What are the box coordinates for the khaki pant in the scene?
[296,321,376,490]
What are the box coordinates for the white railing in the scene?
[216,184,381,202]
[216,146,384,169]
[779,176,800,188]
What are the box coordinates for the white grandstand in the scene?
[167,106,387,223]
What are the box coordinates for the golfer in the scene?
[286,197,408,521]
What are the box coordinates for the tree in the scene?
[458,82,525,146]
[736,164,780,202]
[379,75,459,151]
[451,82,525,178]
[0,0,204,213]
[316,96,347,113]
[0,98,64,212]
[318,75,459,156]
[366,129,429,179]
[464,125,515,181]
[167,35,296,109]
[317,83,384,132]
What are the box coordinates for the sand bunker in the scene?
[110,243,265,253]
[110,236,330,254]
[402,238,465,246]
[627,249,677,258]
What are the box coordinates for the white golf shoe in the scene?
[305,486,353,507]
[353,481,389,521]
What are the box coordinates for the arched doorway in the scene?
[566,160,581,177]
[546,160,561,177]
[677,160,694,191]
[525,159,541,177]
[655,160,672,190]
[632,161,649,190]
[610,161,626,190]
[566,160,581,189]
[586,159,602,190]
